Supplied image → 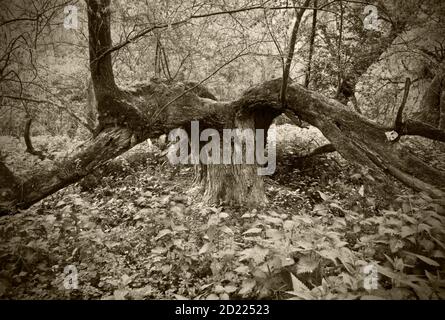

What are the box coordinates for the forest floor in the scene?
[0,126,444,300]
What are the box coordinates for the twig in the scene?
[2,95,94,133]
[395,77,411,129]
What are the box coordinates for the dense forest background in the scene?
[0,0,444,299]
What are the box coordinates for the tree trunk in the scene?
[194,102,278,206]
[304,0,318,88]
[0,127,134,213]
[86,78,97,130]
[412,70,445,129]
[285,83,445,198]
[24,118,45,160]
[200,117,267,206]
[202,164,266,206]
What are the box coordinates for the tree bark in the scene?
[284,82,445,197]
[202,164,266,206]
[199,113,275,206]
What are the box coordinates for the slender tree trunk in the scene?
[86,78,97,130]
[335,0,344,97]
[304,0,318,88]
[24,118,45,160]
[280,0,310,106]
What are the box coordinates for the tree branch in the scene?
[2,95,94,133]
[92,3,335,64]
[280,0,311,107]
[395,77,411,129]
[304,0,318,88]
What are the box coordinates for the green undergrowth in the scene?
[0,135,444,300]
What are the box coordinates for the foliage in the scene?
[0,135,443,300]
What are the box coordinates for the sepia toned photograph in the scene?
[0,0,444,303]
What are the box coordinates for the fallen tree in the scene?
[0,0,444,214]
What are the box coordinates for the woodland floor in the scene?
[0,127,444,300]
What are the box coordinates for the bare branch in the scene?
[92,3,336,64]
